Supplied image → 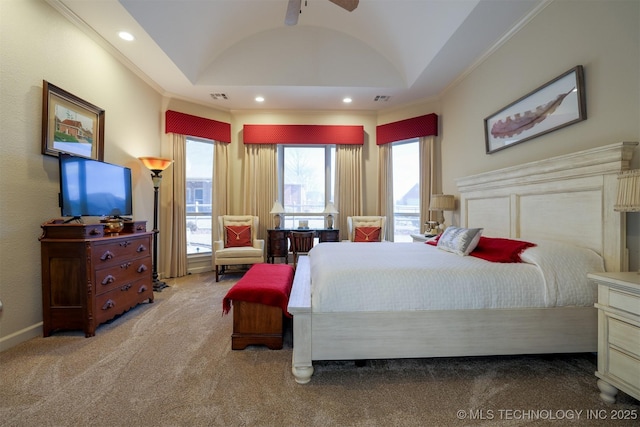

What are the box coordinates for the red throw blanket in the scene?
[222,263,295,317]
[427,235,535,263]
[470,236,536,263]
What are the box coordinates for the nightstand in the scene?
[411,234,436,243]
[588,272,640,403]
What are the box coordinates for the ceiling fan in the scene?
[285,0,359,26]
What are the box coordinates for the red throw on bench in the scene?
[222,263,294,316]
[222,263,295,350]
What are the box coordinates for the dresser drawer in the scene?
[91,235,151,267]
[607,287,640,316]
[95,279,153,324]
[609,317,640,358]
[608,347,640,390]
[95,257,151,296]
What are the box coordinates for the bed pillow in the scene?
[354,226,382,242]
[436,226,483,256]
[470,237,536,263]
[225,225,252,247]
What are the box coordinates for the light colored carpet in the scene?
[1,271,637,427]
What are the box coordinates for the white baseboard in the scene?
[0,323,42,352]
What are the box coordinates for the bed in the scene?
[287,142,637,384]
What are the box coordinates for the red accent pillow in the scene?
[225,225,252,248]
[469,237,536,263]
[354,226,381,242]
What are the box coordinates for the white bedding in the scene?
[309,240,604,312]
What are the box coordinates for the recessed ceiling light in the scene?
[118,31,135,41]
[343,97,352,104]
[255,96,265,102]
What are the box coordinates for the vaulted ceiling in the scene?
[51,0,545,112]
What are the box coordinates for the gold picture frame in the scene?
[42,80,105,160]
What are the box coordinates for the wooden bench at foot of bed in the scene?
[232,301,284,350]
[222,263,295,350]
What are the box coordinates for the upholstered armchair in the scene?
[346,216,387,242]
[213,215,265,282]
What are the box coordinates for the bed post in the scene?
[287,256,314,384]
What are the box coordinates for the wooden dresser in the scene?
[40,220,154,337]
[589,272,640,403]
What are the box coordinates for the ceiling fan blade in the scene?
[329,0,359,12]
[285,0,301,26]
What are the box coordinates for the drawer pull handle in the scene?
[136,225,144,230]
[138,285,148,294]
[121,284,132,291]
[120,262,132,269]
[101,275,115,285]
[137,264,148,273]
[100,251,114,261]
[136,244,147,253]
[90,228,101,235]
[120,241,132,248]
[102,299,115,310]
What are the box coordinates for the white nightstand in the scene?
[588,272,640,403]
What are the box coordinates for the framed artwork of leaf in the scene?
[484,66,586,154]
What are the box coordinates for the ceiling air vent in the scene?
[210,93,228,100]
[374,95,391,102]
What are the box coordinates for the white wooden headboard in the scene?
[457,141,638,272]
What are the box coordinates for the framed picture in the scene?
[42,80,105,160]
[484,66,586,154]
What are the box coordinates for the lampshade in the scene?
[323,202,339,214]
[270,201,285,214]
[614,169,640,212]
[139,156,173,172]
[429,194,455,211]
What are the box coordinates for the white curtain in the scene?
[377,143,394,240]
[211,140,229,256]
[335,144,363,236]
[242,144,278,240]
[160,133,187,278]
[420,136,438,231]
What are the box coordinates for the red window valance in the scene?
[376,113,438,145]
[165,110,231,143]
[243,124,364,145]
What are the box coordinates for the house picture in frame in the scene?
[484,66,586,154]
[42,81,105,161]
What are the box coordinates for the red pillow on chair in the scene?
[225,225,252,247]
[354,226,381,242]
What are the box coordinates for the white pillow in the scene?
[437,226,483,256]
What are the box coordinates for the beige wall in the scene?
[441,0,640,185]
[0,0,163,350]
[1,0,638,351]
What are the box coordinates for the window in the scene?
[278,145,335,229]
[186,138,213,255]
[392,139,420,242]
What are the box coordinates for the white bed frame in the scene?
[288,142,638,384]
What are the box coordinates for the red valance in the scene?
[376,113,438,145]
[243,124,364,145]
[165,110,231,143]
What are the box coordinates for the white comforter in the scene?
[309,240,604,312]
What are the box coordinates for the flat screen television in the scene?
[59,153,133,218]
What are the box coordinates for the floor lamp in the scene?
[139,156,173,292]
